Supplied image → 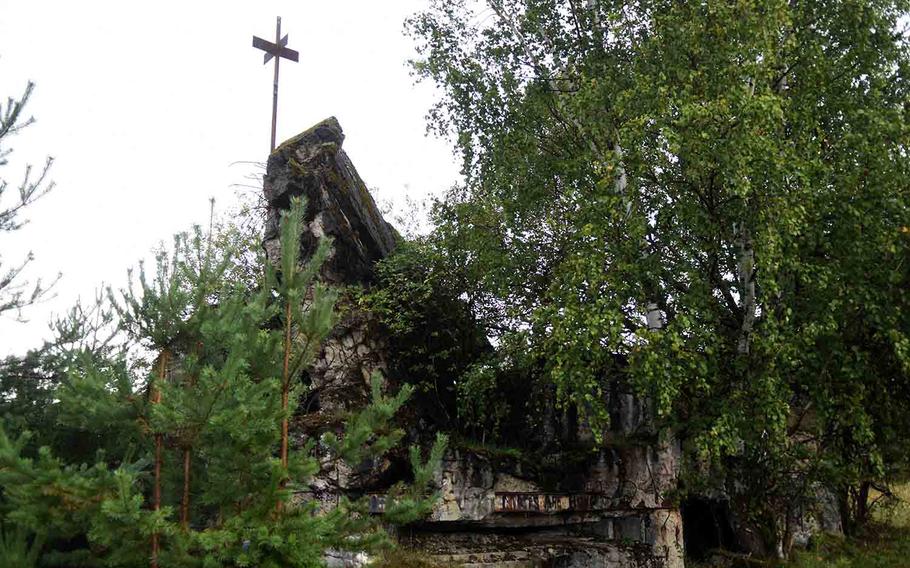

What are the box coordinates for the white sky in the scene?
[0,0,460,355]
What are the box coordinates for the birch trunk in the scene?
[488,2,663,330]
[736,222,756,354]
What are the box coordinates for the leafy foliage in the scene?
[407,0,910,556]
[362,240,495,435]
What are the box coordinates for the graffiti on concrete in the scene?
[494,492,613,514]
[368,491,618,515]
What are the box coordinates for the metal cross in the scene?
[252,16,299,152]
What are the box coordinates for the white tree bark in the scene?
[735,222,755,354]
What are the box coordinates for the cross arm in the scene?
[252,36,299,64]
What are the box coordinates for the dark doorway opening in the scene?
[681,497,740,560]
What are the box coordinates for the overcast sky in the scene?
[0,0,460,355]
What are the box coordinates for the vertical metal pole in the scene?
[270,16,281,152]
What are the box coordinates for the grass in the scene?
[370,548,453,568]
[690,484,910,568]
[786,525,910,568]
[786,483,910,568]
[453,437,525,460]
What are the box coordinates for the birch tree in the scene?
[408,0,910,555]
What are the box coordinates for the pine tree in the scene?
[0,81,57,318]
[0,522,43,568]
[0,198,446,567]
[108,224,234,567]
[270,196,337,508]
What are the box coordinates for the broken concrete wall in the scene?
[263,116,397,287]
[263,116,394,415]
[264,118,684,568]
